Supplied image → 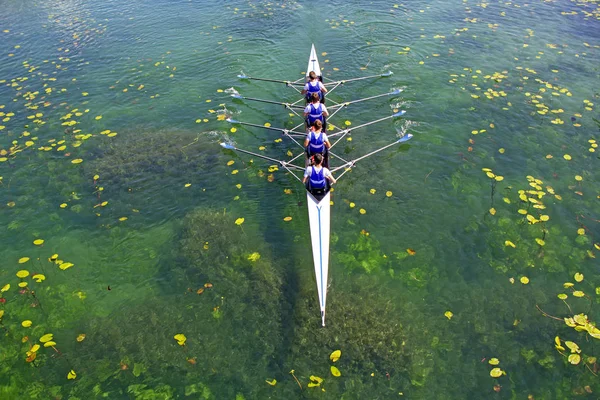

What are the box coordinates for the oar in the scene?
[328,89,404,117]
[231,94,305,110]
[220,143,305,171]
[237,74,304,87]
[329,110,406,148]
[227,118,306,136]
[331,134,414,179]
[325,71,393,87]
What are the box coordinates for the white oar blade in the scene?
[393,110,406,117]
[226,118,239,123]
[397,133,413,143]
[220,143,236,150]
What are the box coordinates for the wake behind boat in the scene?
[221,44,413,326]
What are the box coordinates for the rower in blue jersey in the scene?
[301,71,327,103]
[304,119,331,168]
[302,153,336,199]
[303,92,329,131]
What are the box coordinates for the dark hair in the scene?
[313,119,322,129]
[311,92,320,102]
[313,153,323,165]
[309,71,317,80]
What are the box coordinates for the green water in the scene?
[1,0,599,398]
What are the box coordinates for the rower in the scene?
[304,119,331,168]
[303,153,336,199]
[303,92,329,131]
[301,71,327,103]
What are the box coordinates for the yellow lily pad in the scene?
[568,354,581,365]
[16,270,29,278]
[330,350,341,362]
[490,368,504,378]
[330,366,341,377]
[174,333,186,346]
[39,333,53,343]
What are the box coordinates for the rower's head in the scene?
[311,92,320,103]
[312,119,322,131]
[309,71,317,80]
[312,153,323,166]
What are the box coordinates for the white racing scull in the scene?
[221,44,413,326]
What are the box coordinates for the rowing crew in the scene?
[302,71,334,198]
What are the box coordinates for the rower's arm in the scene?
[304,137,310,147]
[320,82,328,93]
[302,168,310,184]
[324,140,331,149]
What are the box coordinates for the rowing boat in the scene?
[305,44,329,327]
[221,44,413,326]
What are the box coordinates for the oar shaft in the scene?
[328,90,401,109]
[326,72,393,86]
[222,144,306,171]
[236,95,305,109]
[232,120,286,133]
[238,75,304,86]
[226,146,283,164]
[328,114,394,138]
[331,134,413,174]
[229,119,306,136]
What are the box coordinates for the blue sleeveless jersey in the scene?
[308,131,325,154]
[307,80,321,94]
[309,166,326,189]
[307,103,324,125]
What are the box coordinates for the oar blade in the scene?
[397,133,413,143]
[393,110,407,117]
[237,74,249,79]
[220,143,236,150]
[231,94,243,99]
[381,71,393,77]
[390,88,404,95]
[226,118,239,123]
